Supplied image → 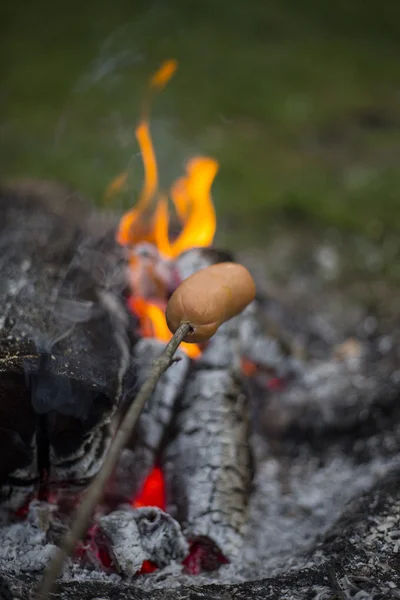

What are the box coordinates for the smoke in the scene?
[30,370,92,420]
[54,23,143,145]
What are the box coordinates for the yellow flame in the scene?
[116,59,218,256]
[135,120,159,211]
[115,59,218,359]
[152,157,218,258]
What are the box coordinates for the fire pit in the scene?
[1,62,400,600]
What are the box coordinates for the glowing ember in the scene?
[183,537,229,575]
[241,358,259,378]
[132,466,166,511]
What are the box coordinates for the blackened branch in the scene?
[36,321,192,600]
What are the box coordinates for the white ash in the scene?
[2,355,398,592]
[262,343,400,440]
[238,301,302,378]
[98,507,188,578]
[131,449,400,591]
[0,501,57,574]
[239,449,397,580]
[64,564,122,585]
[0,504,188,584]
[174,248,224,280]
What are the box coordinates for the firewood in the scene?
[163,366,252,562]
[0,182,133,511]
[37,263,256,597]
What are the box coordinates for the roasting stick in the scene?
[35,322,190,600]
[36,262,256,600]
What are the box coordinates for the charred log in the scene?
[0,182,135,510]
[163,366,252,562]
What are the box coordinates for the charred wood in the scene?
[109,339,189,504]
[163,366,252,561]
[0,182,135,510]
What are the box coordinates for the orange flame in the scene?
[116,120,159,246]
[129,297,201,359]
[114,60,216,359]
[116,60,218,257]
[150,59,178,90]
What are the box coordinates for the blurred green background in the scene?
[1,0,400,247]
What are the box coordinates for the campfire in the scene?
[2,61,400,600]
[101,61,256,576]
[0,61,266,589]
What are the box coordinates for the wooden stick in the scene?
[36,322,191,600]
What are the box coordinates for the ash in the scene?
[0,502,56,575]
[134,450,399,590]
[2,210,400,600]
[240,449,398,581]
[97,507,188,577]
[2,452,395,590]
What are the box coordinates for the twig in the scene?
[36,321,191,600]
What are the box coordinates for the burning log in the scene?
[163,366,252,564]
[110,338,190,504]
[1,177,399,600]
[37,263,256,598]
[0,182,134,511]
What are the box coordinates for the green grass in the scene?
[1,0,400,244]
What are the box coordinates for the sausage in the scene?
[166,262,256,343]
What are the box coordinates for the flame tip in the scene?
[150,59,178,89]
